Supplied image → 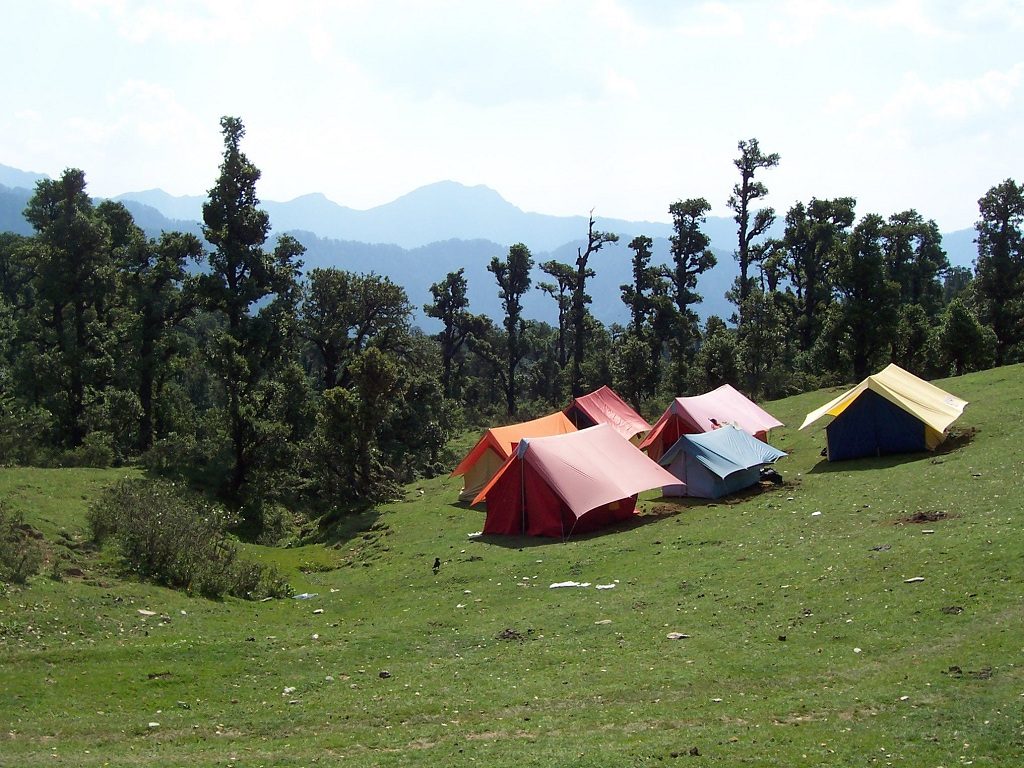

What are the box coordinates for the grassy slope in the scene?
[1,365,1022,767]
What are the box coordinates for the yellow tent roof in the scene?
[799,363,968,435]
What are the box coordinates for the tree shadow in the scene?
[306,506,385,546]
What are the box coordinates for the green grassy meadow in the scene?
[1,365,1023,767]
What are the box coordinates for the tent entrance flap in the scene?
[826,388,926,460]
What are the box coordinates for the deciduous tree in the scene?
[302,268,409,390]
[22,169,118,448]
[974,178,1024,364]
[424,268,483,399]
[883,210,948,318]
[488,243,533,416]
[728,139,779,308]
[783,197,856,354]
[833,213,900,380]
[199,116,305,512]
[570,215,618,396]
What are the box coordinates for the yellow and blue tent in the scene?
[799,364,968,461]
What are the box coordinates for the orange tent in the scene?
[451,412,577,502]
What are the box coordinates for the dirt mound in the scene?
[901,510,948,524]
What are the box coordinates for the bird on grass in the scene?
[432,557,441,575]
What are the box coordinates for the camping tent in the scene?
[451,412,577,501]
[658,425,788,499]
[799,363,968,461]
[474,424,678,538]
[639,384,784,461]
[563,385,652,442]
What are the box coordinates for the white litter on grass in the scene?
[293,593,318,600]
[667,632,691,640]
[148,722,160,728]
[596,584,617,590]
[549,581,591,589]
[456,603,466,609]
[811,511,822,517]
[467,531,482,538]
[138,609,156,617]
[904,577,925,583]
[854,647,862,653]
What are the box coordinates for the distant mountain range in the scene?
[0,162,978,329]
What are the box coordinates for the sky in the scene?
[2,0,1022,232]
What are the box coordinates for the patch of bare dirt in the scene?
[899,510,949,524]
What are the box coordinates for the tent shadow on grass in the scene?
[807,426,978,475]
[470,503,685,548]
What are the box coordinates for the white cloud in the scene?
[958,0,1024,28]
[71,0,302,45]
[768,0,836,46]
[604,68,641,100]
[840,0,958,39]
[855,64,1023,139]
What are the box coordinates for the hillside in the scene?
[1,364,1021,766]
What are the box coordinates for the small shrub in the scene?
[87,479,292,600]
[64,431,116,468]
[0,503,44,585]
[0,400,55,467]
[253,502,299,547]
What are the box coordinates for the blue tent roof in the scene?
[659,425,787,479]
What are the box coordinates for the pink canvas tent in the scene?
[474,424,678,538]
[451,412,577,502]
[639,384,784,462]
[563,385,652,442]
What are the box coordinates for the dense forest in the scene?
[1,117,1021,533]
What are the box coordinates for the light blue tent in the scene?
[658,425,787,499]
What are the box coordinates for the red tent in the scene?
[474,424,678,538]
[451,412,577,502]
[639,384,784,461]
[563,385,652,442]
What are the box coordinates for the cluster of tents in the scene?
[452,366,968,539]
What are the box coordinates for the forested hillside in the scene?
[1,118,1021,537]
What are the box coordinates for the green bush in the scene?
[0,399,55,467]
[87,479,291,600]
[63,431,117,468]
[0,503,44,585]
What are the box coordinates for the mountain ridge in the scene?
[0,163,980,330]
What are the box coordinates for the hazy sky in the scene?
[2,0,1021,231]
